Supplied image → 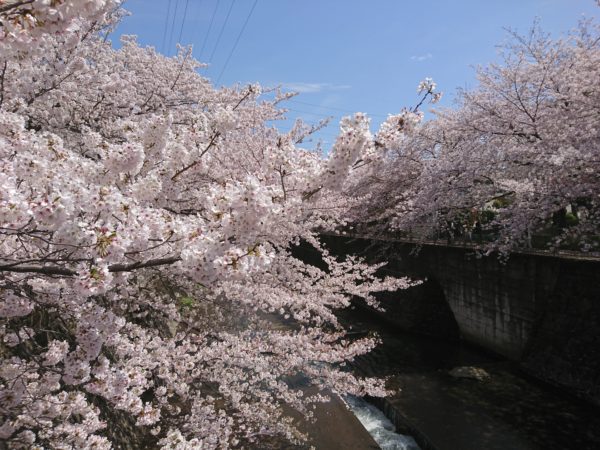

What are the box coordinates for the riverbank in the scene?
[254,387,381,449]
[294,388,381,450]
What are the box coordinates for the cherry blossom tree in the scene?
[351,21,600,254]
[0,2,412,448]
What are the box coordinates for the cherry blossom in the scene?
[349,21,600,255]
[0,3,412,448]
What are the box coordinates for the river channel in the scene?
[340,307,600,450]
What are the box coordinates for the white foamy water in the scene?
[345,396,420,450]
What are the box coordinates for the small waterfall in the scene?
[345,395,420,450]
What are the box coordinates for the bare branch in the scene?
[0,0,34,14]
[0,256,182,276]
[109,256,181,272]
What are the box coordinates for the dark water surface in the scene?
[341,307,600,450]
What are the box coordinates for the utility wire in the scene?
[188,0,204,49]
[208,0,236,62]
[216,0,258,84]
[199,0,220,61]
[287,99,388,118]
[279,106,388,127]
[161,0,173,54]
[177,0,191,45]
[285,108,337,118]
[167,0,181,54]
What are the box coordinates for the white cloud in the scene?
[410,53,433,62]
[280,82,351,93]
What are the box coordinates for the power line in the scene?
[208,0,236,63]
[199,0,220,61]
[276,105,388,127]
[177,0,191,45]
[285,108,337,118]
[283,108,382,122]
[161,0,173,54]
[215,0,258,84]
[167,0,181,54]
[287,99,388,118]
[188,0,205,49]
[283,105,391,122]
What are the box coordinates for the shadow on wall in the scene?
[316,233,600,407]
[369,275,460,341]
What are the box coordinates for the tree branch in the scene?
[0,61,7,109]
[171,132,220,181]
[0,256,182,276]
[0,265,76,276]
[109,256,181,272]
[0,0,34,14]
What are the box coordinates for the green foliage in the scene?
[480,209,496,223]
[491,197,510,209]
[179,296,196,308]
[565,212,579,226]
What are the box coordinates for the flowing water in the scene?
[341,307,600,450]
[345,395,420,450]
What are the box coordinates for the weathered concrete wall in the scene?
[318,234,600,404]
[411,245,553,360]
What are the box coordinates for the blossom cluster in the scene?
[348,22,600,254]
[0,3,412,449]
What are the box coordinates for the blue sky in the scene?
[114,0,599,146]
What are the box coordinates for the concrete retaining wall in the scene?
[318,235,600,405]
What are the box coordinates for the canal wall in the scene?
[317,234,600,405]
